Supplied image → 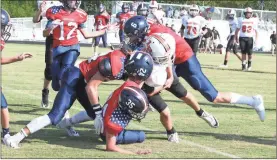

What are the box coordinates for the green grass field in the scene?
[1,43,276,158]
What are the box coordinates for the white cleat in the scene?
[65,126,80,137]
[3,135,20,149]
[199,111,219,128]
[218,64,228,68]
[167,132,180,143]
[252,95,265,122]
[247,67,252,71]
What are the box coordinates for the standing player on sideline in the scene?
[93,4,110,56]
[42,0,106,92]
[219,9,242,68]
[1,9,33,145]
[33,1,62,108]
[147,0,163,25]
[115,3,132,43]
[180,4,207,55]
[124,16,265,123]
[235,7,258,71]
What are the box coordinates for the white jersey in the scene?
[182,15,207,39]
[228,17,238,36]
[145,64,167,87]
[237,17,258,38]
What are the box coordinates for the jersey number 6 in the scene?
[59,22,78,40]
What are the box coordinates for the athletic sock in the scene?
[248,60,252,68]
[230,93,254,107]
[166,127,176,135]
[195,108,204,117]
[69,110,92,126]
[2,128,10,137]
[224,60,228,65]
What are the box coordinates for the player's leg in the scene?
[239,37,248,71]
[247,37,254,71]
[1,92,11,145]
[166,73,218,128]
[175,55,265,121]
[233,43,242,61]
[119,29,124,43]
[192,37,200,55]
[100,129,145,144]
[4,67,81,148]
[94,36,101,56]
[102,31,108,48]
[41,35,53,108]
[271,43,276,56]
[220,36,233,67]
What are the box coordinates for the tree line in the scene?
[1,0,275,18]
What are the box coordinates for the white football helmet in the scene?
[149,0,158,8]
[189,4,199,17]
[143,33,176,66]
[227,9,236,20]
[243,7,253,18]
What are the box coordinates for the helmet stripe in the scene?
[124,86,147,112]
[150,34,170,52]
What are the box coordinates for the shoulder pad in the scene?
[98,58,113,79]
[46,6,63,19]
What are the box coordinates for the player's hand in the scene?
[49,19,62,31]
[39,1,46,13]
[136,149,152,155]
[17,53,33,61]
[163,76,174,89]
[94,114,104,134]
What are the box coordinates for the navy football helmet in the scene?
[119,86,149,121]
[124,51,153,81]
[61,0,81,11]
[123,16,149,46]
[1,9,12,42]
[137,4,148,17]
[122,3,130,13]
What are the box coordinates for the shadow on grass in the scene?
[144,130,276,146]
[202,65,276,75]
[8,104,45,116]
[164,99,276,111]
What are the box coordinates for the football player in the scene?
[33,0,62,108]
[1,9,33,145]
[124,16,265,123]
[3,46,129,148]
[219,9,242,68]
[147,1,163,25]
[180,4,207,55]
[42,0,107,92]
[235,7,258,71]
[115,3,133,43]
[93,4,110,56]
[101,51,153,154]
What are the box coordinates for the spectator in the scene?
[173,8,180,19]
[201,25,213,54]
[211,27,220,54]
[270,31,276,56]
[166,6,173,18]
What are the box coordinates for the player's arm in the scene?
[235,19,241,44]
[163,65,174,89]
[33,1,46,23]
[1,53,32,65]
[79,27,106,39]
[106,131,135,154]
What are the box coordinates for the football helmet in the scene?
[119,86,149,121]
[227,9,236,20]
[122,3,130,13]
[137,3,148,17]
[1,9,12,42]
[124,51,153,81]
[61,0,81,11]
[143,33,176,66]
[189,4,199,17]
[243,7,253,19]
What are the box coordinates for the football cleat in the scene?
[251,95,265,122]
[3,135,20,149]
[218,64,228,68]
[65,126,80,137]
[167,132,180,143]
[199,111,219,128]
[41,89,49,108]
[247,67,252,71]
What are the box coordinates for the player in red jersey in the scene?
[115,3,133,43]
[93,4,110,56]
[124,16,265,123]
[1,9,33,146]
[42,0,107,92]
[4,46,129,148]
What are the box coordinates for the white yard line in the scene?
[5,87,241,158]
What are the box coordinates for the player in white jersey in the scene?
[235,7,258,71]
[180,4,207,55]
[147,0,163,25]
[219,9,242,68]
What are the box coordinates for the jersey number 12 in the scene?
[59,22,78,40]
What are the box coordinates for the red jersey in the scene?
[0,39,5,51]
[103,80,139,135]
[79,50,126,82]
[94,13,110,31]
[147,24,193,64]
[46,6,87,48]
[116,12,132,30]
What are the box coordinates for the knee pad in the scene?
[148,94,167,113]
[61,66,81,88]
[44,66,52,81]
[166,81,188,98]
[189,75,202,90]
[116,130,145,144]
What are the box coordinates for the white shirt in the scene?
[228,17,238,36]
[237,17,258,38]
[182,15,207,39]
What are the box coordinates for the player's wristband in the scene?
[92,104,102,115]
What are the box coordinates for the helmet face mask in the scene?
[137,4,148,17]
[1,9,12,42]
[244,12,252,19]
